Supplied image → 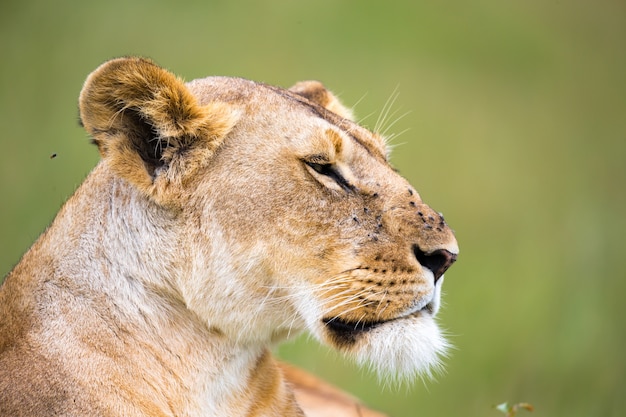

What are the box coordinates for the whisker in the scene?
[380,110,411,139]
[374,288,389,317]
[384,128,411,146]
[318,285,381,320]
[374,86,400,134]
[350,91,369,116]
[356,110,377,127]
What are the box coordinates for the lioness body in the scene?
[0,58,457,416]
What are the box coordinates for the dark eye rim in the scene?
[304,160,354,192]
[306,161,334,176]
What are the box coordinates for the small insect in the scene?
[50,153,57,159]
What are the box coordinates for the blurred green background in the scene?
[1,0,624,416]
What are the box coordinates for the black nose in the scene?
[412,245,457,283]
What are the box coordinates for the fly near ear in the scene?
[289,80,355,121]
[79,57,238,203]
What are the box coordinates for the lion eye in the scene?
[306,162,334,176]
[305,161,354,192]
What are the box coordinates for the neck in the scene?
[34,163,302,415]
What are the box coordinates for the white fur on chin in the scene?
[352,314,449,385]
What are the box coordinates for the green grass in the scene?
[1,0,625,415]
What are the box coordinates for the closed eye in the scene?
[306,161,334,176]
[304,161,354,192]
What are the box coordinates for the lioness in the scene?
[0,57,458,416]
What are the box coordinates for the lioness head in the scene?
[79,57,458,381]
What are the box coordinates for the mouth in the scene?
[320,273,445,347]
[322,299,436,340]
[323,317,383,334]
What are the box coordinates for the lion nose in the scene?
[412,245,457,283]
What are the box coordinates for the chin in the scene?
[312,277,449,384]
[320,312,449,384]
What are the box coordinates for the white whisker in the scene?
[374,86,400,134]
[379,110,411,139]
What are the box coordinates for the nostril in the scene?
[412,245,457,283]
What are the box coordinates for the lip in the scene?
[401,295,435,317]
[321,274,444,341]
[322,298,436,337]
[322,317,383,334]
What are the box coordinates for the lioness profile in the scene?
[0,57,458,416]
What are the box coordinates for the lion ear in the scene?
[79,57,238,202]
[289,81,355,121]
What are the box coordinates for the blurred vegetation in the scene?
[1,0,624,416]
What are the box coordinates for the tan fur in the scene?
[0,57,458,416]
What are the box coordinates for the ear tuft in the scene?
[79,57,237,203]
[289,81,355,121]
